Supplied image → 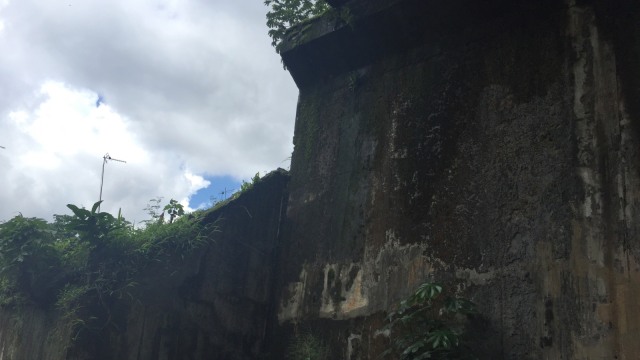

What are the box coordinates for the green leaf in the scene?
[265,0,330,50]
[66,204,81,216]
[91,201,102,214]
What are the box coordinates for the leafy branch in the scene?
[163,199,185,224]
[382,282,478,360]
[265,0,330,51]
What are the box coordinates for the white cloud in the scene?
[0,1,9,48]
[1,81,212,221]
[0,0,298,222]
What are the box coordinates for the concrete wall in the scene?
[275,0,640,358]
[0,307,72,360]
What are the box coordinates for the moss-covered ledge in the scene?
[280,0,568,89]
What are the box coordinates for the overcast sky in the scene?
[0,0,299,223]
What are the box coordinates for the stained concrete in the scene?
[275,0,640,358]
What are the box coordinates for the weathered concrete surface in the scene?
[276,0,640,358]
[0,307,73,360]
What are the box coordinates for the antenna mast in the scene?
[98,153,126,212]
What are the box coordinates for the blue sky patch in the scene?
[189,175,242,209]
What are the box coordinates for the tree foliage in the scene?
[66,201,130,246]
[265,0,329,51]
[383,282,478,360]
[163,199,185,224]
[0,215,60,302]
[0,199,219,340]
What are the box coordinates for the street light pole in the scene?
[98,153,126,212]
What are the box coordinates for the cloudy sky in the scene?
[0,0,299,223]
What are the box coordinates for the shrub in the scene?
[382,282,478,360]
[0,215,60,304]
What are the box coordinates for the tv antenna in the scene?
[98,153,126,211]
[219,187,236,200]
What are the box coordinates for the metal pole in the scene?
[98,155,107,211]
[98,153,126,212]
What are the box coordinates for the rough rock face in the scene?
[274,0,640,358]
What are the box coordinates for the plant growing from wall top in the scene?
[265,0,329,51]
[382,282,478,360]
[163,199,185,224]
[0,197,220,344]
[240,172,261,193]
[66,201,129,244]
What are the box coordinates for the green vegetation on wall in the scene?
[265,0,330,52]
[382,282,478,360]
[0,199,219,343]
[163,199,185,224]
[239,172,262,193]
[0,215,60,305]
